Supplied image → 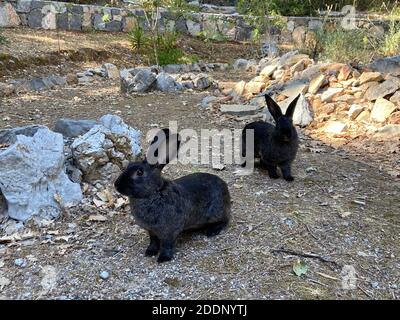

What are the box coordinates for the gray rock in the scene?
[233,59,249,71]
[162,64,183,74]
[193,74,212,90]
[102,63,119,79]
[201,96,217,108]
[0,2,21,27]
[99,271,110,280]
[280,80,308,98]
[105,20,121,32]
[71,115,141,185]
[121,69,156,94]
[56,13,69,29]
[220,104,262,116]
[70,13,82,30]
[156,73,177,93]
[367,56,400,76]
[27,8,42,28]
[365,79,400,101]
[16,0,32,14]
[0,126,82,221]
[261,41,279,58]
[54,119,97,138]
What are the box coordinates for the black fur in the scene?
[115,129,231,263]
[241,94,300,181]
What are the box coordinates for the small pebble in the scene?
[14,258,27,267]
[99,271,110,280]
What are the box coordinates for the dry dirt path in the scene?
[0,77,399,300]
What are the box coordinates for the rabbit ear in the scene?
[146,128,181,170]
[265,94,283,121]
[285,94,300,119]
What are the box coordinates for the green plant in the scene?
[128,24,150,53]
[369,4,400,57]
[319,28,374,64]
[236,0,286,57]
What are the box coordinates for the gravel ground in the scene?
[0,77,399,300]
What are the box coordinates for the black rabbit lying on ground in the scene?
[115,129,231,263]
[241,94,300,182]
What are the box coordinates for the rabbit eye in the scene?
[136,169,144,176]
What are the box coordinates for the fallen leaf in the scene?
[293,260,309,277]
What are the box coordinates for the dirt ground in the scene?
[0,28,399,300]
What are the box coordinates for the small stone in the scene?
[260,64,278,78]
[321,87,344,102]
[359,72,383,85]
[308,74,326,94]
[233,59,249,71]
[348,104,364,120]
[338,65,352,81]
[390,91,400,105]
[99,271,109,280]
[356,110,371,122]
[14,258,27,268]
[201,96,217,108]
[323,121,348,134]
[370,98,397,122]
[102,63,119,80]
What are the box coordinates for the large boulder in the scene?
[70,115,141,185]
[0,126,82,221]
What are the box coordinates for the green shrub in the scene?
[129,27,196,65]
[319,28,374,63]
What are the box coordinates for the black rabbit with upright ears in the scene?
[241,94,300,182]
[114,129,231,263]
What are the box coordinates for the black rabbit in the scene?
[114,129,231,263]
[241,94,300,182]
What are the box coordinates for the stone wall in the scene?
[0,0,394,42]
